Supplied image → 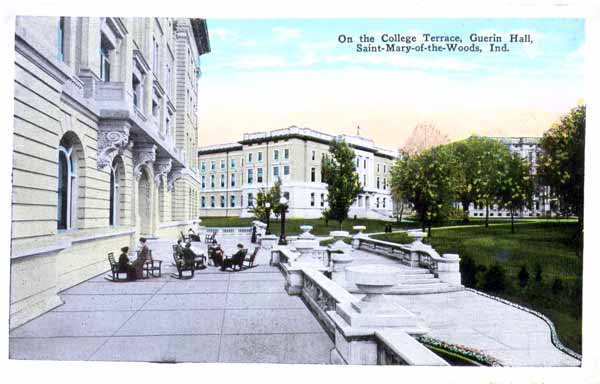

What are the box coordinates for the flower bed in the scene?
[416,335,503,367]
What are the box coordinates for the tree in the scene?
[471,138,512,227]
[497,153,535,233]
[391,186,407,223]
[537,104,585,227]
[251,179,284,222]
[518,265,530,288]
[391,145,457,236]
[402,122,450,155]
[321,139,363,228]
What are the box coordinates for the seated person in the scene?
[208,244,224,267]
[175,239,184,258]
[182,242,206,269]
[220,243,246,271]
[188,228,201,242]
[132,237,150,279]
[118,246,137,281]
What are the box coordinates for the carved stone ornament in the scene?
[133,143,157,179]
[167,167,184,192]
[97,127,130,170]
[154,158,172,186]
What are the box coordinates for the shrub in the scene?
[460,256,477,287]
[534,262,543,283]
[482,264,507,292]
[551,277,564,295]
[518,265,530,288]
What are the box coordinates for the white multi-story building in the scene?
[196,126,398,220]
[468,137,553,218]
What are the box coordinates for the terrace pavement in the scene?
[9,237,334,363]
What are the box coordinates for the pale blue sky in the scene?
[197,19,584,147]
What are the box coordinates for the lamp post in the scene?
[265,202,271,235]
[278,197,288,245]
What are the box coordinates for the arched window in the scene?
[57,144,76,230]
[109,158,122,226]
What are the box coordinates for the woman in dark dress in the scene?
[118,246,136,281]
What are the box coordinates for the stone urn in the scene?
[337,264,425,330]
[346,265,401,314]
[353,225,366,235]
[299,225,314,239]
[407,230,427,246]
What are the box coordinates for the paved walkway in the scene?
[9,237,333,363]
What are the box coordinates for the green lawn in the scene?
[373,221,582,353]
[198,217,416,236]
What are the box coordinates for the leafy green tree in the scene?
[447,137,480,222]
[537,104,585,227]
[497,153,535,233]
[471,138,513,227]
[482,264,507,292]
[518,265,530,288]
[321,139,363,228]
[252,179,284,222]
[391,186,407,223]
[391,145,457,236]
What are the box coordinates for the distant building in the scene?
[467,137,553,218]
[196,126,398,220]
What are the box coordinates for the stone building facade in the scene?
[197,126,398,220]
[10,16,210,328]
[467,136,553,218]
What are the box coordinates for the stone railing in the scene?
[205,226,253,235]
[301,267,358,340]
[355,237,461,285]
[272,250,450,365]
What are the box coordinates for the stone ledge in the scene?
[375,329,449,366]
[158,220,196,229]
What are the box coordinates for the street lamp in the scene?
[265,202,271,235]
[278,197,288,245]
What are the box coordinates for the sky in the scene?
[196,18,584,149]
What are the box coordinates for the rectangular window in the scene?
[310,193,315,207]
[201,162,206,172]
[384,165,387,173]
[210,175,215,188]
[210,196,215,208]
[230,195,236,208]
[100,37,111,82]
[220,196,225,208]
[358,196,363,207]
[201,176,205,189]
[221,160,225,170]
[231,159,236,169]
[311,167,316,182]
[211,161,216,171]
[356,157,360,167]
[273,166,279,178]
[377,177,380,189]
[363,159,367,169]
[274,150,279,161]
[257,168,263,183]
[376,197,380,208]
[283,191,290,200]
[132,75,142,108]
[383,198,386,208]
[58,17,65,62]
[258,152,263,162]
[248,193,254,207]
[284,149,289,159]
[363,174,367,186]
[312,150,316,161]
[383,178,387,190]
[231,173,236,187]
[284,165,290,176]
[220,174,225,188]
[201,196,206,208]
[320,193,325,207]
[248,153,253,163]
[247,169,254,184]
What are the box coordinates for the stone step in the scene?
[390,283,464,295]
[403,277,437,285]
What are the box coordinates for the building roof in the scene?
[199,126,398,159]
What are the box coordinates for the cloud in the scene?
[272,26,301,41]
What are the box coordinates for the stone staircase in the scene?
[346,267,463,295]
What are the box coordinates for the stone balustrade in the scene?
[205,226,254,235]
[355,237,461,286]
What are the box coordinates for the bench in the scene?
[107,252,129,281]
